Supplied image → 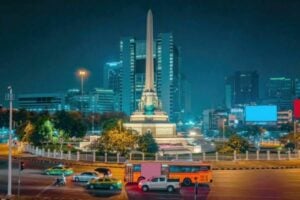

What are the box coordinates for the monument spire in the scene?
[145,9,154,91]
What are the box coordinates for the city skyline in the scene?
[1,0,300,114]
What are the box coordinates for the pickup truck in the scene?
[138,176,180,192]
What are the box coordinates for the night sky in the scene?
[1,0,300,114]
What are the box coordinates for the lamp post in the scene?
[78,70,87,95]
[222,118,227,146]
[78,69,87,112]
[294,120,298,149]
[7,86,13,197]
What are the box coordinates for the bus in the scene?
[125,162,213,186]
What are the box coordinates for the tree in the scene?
[54,111,87,138]
[29,112,52,146]
[16,121,35,142]
[98,120,138,155]
[280,132,300,150]
[218,134,249,153]
[137,132,158,153]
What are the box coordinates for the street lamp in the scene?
[77,69,88,112]
[222,118,227,146]
[7,86,13,197]
[78,69,87,95]
[294,120,298,149]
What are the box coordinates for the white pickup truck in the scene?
[138,175,180,192]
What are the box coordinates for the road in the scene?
[1,157,300,199]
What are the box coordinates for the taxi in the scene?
[86,177,122,190]
[44,164,74,176]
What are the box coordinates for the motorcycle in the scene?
[54,177,66,186]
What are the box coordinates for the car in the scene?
[138,175,180,192]
[94,167,112,177]
[44,165,74,176]
[72,171,100,182]
[86,177,122,190]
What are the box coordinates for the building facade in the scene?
[18,93,67,112]
[225,71,259,107]
[103,61,122,111]
[263,77,293,110]
[295,78,300,98]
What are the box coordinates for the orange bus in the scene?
[125,162,213,186]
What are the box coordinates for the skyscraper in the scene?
[264,77,293,110]
[295,78,300,98]
[225,71,259,107]
[103,61,122,111]
[120,33,180,121]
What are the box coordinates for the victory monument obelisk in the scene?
[124,10,176,138]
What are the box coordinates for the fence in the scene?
[24,144,300,163]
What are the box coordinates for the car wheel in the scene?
[183,178,192,186]
[89,185,94,189]
[142,185,149,192]
[75,177,79,182]
[109,185,114,190]
[167,186,174,192]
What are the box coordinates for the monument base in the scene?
[124,122,176,138]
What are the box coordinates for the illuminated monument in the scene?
[124,10,176,138]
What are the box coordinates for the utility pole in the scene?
[7,86,13,197]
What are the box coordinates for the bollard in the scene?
[93,150,96,162]
[68,150,71,160]
[105,152,107,163]
[129,153,132,161]
[117,153,120,163]
[267,150,270,160]
[288,150,291,160]
[76,151,80,161]
[277,150,281,160]
[47,149,50,158]
[256,150,259,160]
[53,149,56,158]
[142,153,145,161]
[245,151,248,160]
[203,152,206,161]
[233,150,237,161]
[215,152,218,161]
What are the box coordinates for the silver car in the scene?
[72,172,99,182]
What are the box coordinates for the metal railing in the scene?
[24,144,300,163]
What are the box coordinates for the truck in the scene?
[138,175,180,192]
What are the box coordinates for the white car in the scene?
[72,172,99,182]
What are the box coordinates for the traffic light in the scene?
[20,161,25,171]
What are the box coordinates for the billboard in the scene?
[245,105,277,122]
[294,99,300,119]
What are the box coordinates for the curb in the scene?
[212,166,300,170]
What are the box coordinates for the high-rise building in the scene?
[103,61,122,111]
[263,77,293,110]
[120,33,180,121]
[18,93,67,112]
[90,88,115,113]
[225,71,259,107]
[65,88,115,113]
[295,78,300,98]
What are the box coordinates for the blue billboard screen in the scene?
[245,105,277,122]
